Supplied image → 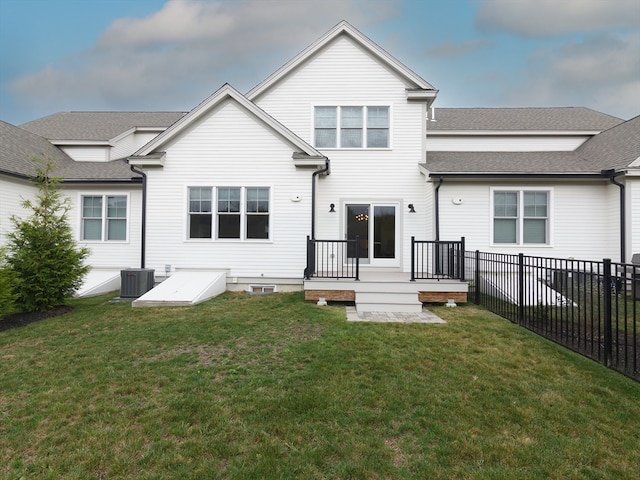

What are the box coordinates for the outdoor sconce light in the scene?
[329,203,335,212]
[408,204,416,213]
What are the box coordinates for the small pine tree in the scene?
[5,156,90,312]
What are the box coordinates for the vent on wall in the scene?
[249,285,275,294]
[120,269,155,298]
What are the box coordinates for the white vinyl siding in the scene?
[142,99,308,277]
[314,106,389,148]
[81,194,128,242]
[630,179,640,257]
[60,146,109,162]
[492,189,549,245]
[252,35,430,272]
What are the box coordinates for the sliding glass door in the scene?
[346,203,398,266]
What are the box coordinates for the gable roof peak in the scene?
[247,21,436,100]
[132,83,322,159]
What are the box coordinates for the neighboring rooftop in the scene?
[423,115,640,176]
[576,115,640,170]
[424,151,599,175]
[427,107,623,132]
[21,111,186,142]
[1,121,139,182]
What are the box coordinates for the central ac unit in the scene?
[120,269,155,298]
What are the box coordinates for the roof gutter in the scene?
[311,159,330,239]
[602,169,627,263]
[428,172,605,179]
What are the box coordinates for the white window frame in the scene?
[79,193,129,243]
[186,186,271,242]
[490,187,553,247]
[312,105,391,149]
[187,186,214,239]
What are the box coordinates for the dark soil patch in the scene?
[0,306,73,332]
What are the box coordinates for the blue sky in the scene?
[1,0,638,125]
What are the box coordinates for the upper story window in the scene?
[492,189,550,245]
[314,106,389,149]
[81,195,127,241]
[188,187,270,240]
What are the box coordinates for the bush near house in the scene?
[0,250,16,316]
[4,157,89,312]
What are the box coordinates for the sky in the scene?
[0,0,638,126]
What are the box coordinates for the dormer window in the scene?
[314,106,389,149]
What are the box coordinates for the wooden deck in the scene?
[304,271,468,313]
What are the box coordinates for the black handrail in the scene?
[305,236,360,280]
[411,237,466,281]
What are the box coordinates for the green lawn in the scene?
[1,292,639,479]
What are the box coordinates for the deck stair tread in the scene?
[304,271,469,313]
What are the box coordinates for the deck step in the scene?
[355,291,423,313]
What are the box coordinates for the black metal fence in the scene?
[465,251,639,381]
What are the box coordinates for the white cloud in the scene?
[426,39,491,58]
[97,0,234,48]
[9,0,397,112]
[477,0,640,37]
[498,32,640,119]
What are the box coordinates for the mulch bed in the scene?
[0,305,73,332]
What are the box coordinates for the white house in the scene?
[1,21,638,310]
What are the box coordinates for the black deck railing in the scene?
[465,250,639,381]
[304,236,466,281]
[411,237,465,281]
[304,236,360,280]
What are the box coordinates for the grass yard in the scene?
[1,292,639,479]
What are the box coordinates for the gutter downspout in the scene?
[311,159,330,239]
[603,169,626,263]
[129,163,147,269]
[434,176,443,242]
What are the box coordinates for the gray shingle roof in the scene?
[21,111,186,141]
[1,121,139,182]
[428,107,623,131]
[424,115,640,176]
[576,115,640,170]
[424,151,598,175]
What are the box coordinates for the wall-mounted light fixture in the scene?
[408,204,416,213]
[329,203,335,213]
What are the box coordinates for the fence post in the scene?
[459,237,466,280]
[304,236,314,280]
[518,253,525,325]
[475,250,480,304]
[410,236,416,281]
[603,258,612,367]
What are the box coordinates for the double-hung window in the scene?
[188,186,269,240]
[314,106,389,148]
[81,195,127,241]
[217,187,241,239]
[245,187,269,239]
[492,189,550,245]
[189,187,213,238]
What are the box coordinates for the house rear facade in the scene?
[1,21,638,300]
